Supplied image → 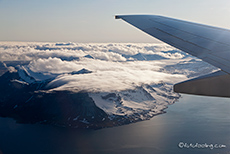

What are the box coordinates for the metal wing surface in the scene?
[116,15,230,97]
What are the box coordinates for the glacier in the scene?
[0,42,217,129]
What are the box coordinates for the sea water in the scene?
[0,94,229,154]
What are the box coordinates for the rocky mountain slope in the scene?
[0,61,179,129]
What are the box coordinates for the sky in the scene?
[1,0,230,43]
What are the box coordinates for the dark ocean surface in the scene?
[0,94,229,154]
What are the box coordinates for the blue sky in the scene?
[1,0,230,42]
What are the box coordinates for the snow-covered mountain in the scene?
[0,42,217,129]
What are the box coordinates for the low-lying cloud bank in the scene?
[0,42,186,62]
[0,42,217,92]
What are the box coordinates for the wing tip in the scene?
[115,15,121,19]
[115,14,160,20]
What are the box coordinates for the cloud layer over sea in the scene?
[0,42,217,92]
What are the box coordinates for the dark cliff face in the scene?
[0,70,110,129]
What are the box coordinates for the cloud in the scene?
[0,42,182,62]
[0,42,209,92]
[46,68,184,92]
[84,50,126,62]
[28,57,83,73]
[28,57,185,92]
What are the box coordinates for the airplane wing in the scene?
[116,15,230,97]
